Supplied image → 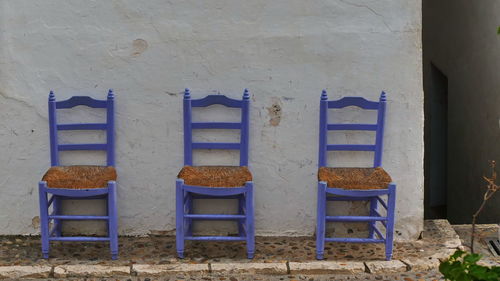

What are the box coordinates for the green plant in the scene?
[497,26,500,34]
[440,250,500,281]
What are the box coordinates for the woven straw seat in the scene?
[178,166,252,187]
[42,165,117,189]
[318,167,392,190]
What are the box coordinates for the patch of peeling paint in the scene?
[31,216,39,229]
[132,39,148,56]
[267,97,282,126]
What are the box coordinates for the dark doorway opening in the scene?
[424,63,448,219]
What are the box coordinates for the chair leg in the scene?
[176,179,185,259]
[186,192,193,236]
[108,181,118,260]
[105,198,110,238]
[316,181,327,260]
[38,182,50,259]
[385,183,397,261]
[238,194,245,236]
[368,197,378,239]
[53,196,62,237]
[245,182,255,259]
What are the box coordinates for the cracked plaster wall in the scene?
[0,0,423,239]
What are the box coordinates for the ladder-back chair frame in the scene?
[38,90,118,259]
[176,88,255,259]
[316,90,396,261]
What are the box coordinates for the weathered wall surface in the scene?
[0,0,423,239]
[423,0,500,223]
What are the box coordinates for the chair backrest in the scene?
[318,90,387,168]
[183,88,250,166]
[48,90,115,167]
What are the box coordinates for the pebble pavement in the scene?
[0,220,460,267]
[13,271,446,281]
[0,220,478,280]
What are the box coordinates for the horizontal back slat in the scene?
[324,187,390,197]
[191,122,241,129]
[191,142,241,150]
[327,124,378,131]
[58,143,107,151]
[56,96,107,109]
[328,97,379,110]
[57,123,108,130]
[191,95,243,108]
[326,144,376,151]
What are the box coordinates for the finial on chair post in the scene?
[243,88,250,100]
[49,91,55,101]
[107,89,114,100]
[380,91,387,102]
[321,89,328,100]
[184,88,191,100]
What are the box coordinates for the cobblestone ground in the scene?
[0,221,457,266]
[0,220,467,280]
[20,271,445,281]
[0,235,442,265]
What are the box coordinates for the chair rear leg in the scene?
[186,192,193,236]
[238,194,245,236]
[176,179,185,258]
[105,199,110,239]
[53,196,62,237]
[385,183,396,261]
[38,182,50,259]
[108,181,118,260]
[368,197,378,239]
[316,181,327,260]
[245,182,255,259]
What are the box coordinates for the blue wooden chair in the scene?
[38,90,118,260]
[176,88,254,259]
[316,90,396,261]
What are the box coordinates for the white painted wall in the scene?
[0,0,423,239]
[423,0,500,223]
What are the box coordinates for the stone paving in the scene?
[0,220,462,279]
[0,220,458,267]
[453,224,500,266]
[18,272,446,281]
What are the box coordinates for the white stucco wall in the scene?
[0,0,423,239]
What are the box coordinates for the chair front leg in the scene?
[245,181,255,259]
[107,181,118,260]
[38,181,50,259]
[385,183,397,261]
[176,179,185,258]
[316,181,327,260]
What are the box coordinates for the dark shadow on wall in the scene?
[422,0,500,224]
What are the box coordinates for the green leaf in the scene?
[497,26,500,34]
[454,272,472,281]
[469,264,488,278]
[439,251,500,280]
[491,266,500,274]
[463,253,482,264]
[451,250,466,260]
[440,262,452,276]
